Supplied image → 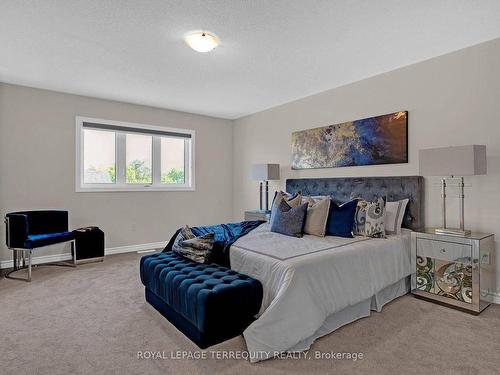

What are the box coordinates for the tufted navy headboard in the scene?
[286,176,424,231]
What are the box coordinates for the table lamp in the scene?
[250,164,280,211]
[419,145,487,237]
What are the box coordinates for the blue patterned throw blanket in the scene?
[163,220,264,267]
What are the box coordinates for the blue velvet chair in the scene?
[5,210,76,281]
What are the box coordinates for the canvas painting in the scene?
[291,111,408,169]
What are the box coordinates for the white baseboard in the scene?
[0,253,73,269]
[0,241,166,269]
[104,241,166,255]
[490,292,500,305]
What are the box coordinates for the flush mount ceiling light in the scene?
[184,32,220,53]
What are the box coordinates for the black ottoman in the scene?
[73,226,104,263]
[140,252,263,349]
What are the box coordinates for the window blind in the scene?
[82,122,192,138]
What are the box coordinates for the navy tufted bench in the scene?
[140,252,263,348]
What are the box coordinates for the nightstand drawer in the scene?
[416,238,471,262]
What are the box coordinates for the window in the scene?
[76,117,194,191]
[83,128,116,184]
[126,134,153,184]
[161,137,185,184]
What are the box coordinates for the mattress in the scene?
[230,223,412,361]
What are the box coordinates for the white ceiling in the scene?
[2,1,500,119]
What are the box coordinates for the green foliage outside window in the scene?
[126,160,152,184]
[107,162,184,184]
[88,160,184,184]
[161,168,185,184]
[107,166,116,182]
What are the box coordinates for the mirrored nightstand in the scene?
[411,229,495,314]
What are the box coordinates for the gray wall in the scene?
[233,38,500,296]
[0,84,233,262]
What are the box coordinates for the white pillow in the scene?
[385,199,409,235]
[301,195,328,204]
[303,197,331,237]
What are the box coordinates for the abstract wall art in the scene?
[291,111,408,169]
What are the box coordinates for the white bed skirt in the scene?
[271,276,409,355]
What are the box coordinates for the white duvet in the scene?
[230,224,412,361]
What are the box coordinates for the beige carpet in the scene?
[1,252,499,375]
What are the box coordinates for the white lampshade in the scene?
[251,164,280,181]
[419,145,487,176]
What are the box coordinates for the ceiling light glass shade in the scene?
[184,32,220,53]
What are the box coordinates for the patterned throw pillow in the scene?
[270,200,308,237]
[303,197,331,237]
[172,225,215,263]
[270,191,302,227]
[354,197,386,238]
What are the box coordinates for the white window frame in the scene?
[75,116,195,192]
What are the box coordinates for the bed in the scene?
[230,176,424,362]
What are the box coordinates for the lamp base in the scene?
[434,228,471,237]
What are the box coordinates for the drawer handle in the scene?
[440,248,446,253]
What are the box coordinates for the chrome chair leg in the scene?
[5,248,31,282]
[27,250,32,282]
[13,249,22,270]
[72,240,77,266]
[13,249,18,271]
[60,240,77,267]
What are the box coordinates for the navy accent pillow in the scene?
[270,200,308,238]
[326,199,358,238]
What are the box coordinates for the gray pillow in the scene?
[172,226,215,263]
[270,200,308,237]
[303,197,331,237]
[270,191,302,227]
